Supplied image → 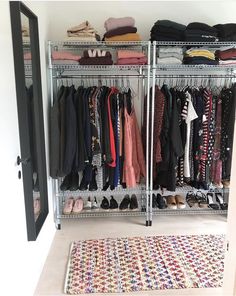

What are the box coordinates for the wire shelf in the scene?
[59,210,146,218]
[153,64,236,71]
[152,207,227,216]
[51,64,148,71]
[154,41,236,47]
[56,184,146,198]
[50,40,149,49]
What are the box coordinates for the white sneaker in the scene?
[92,197,99,210]
[84,197,92,210]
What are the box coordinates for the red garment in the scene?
[123,108,146,187]
[107,88,117,167]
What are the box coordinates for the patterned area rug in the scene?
[64,234,225,294]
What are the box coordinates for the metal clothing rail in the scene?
[48,40,151,229]
[148,40,232,225]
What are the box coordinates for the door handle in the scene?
[17,155,30,166]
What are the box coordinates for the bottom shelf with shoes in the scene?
[150,188,228,216]
[59,194,147,218]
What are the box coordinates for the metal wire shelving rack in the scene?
[48,40,152,229]
[147,40,236,225]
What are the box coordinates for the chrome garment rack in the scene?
[147,41,236,225]
[48,41,151,228]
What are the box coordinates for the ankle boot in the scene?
[60,173,72,191]
[69,172,79,191]
[79,173,88,191]
[89,168,98,191]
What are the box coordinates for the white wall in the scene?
[0,2,55,296]
[46,1,236,41]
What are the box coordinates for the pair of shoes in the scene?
[166,195,186,210]
[63,197,84,214]
[101,196,118,210]
[209,189,228,210]
[215,190,228,210]
[79,167,98,191]
[222,180,230,189]
[119,195,138,210]
[83,197,98,210]
[152,194,166,209]
[186,191,208,208]
[34,198,40,215]
[60,173,79,191]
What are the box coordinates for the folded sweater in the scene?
[116,57,148,65]
[105,33,141,42]
[52,51,81,61]
[104,17,135,32]
[79,57,113,65]
[215,48,236,60]
[117,50,145,59]
[104,26,137,38]
[185,49,215,60]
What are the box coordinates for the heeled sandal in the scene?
[206,191,219,210]
[215,189,228,210]
[186,191,198,208]
[195,191,208,208]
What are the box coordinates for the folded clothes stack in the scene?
[215,47,236,65]
[185,22,218,42]
[51,51,81,64]
[104,17,141,42]
[65,21,100,42]
[214,23,236,41]
[79,49,113,65]
[116,50,147,65]
[157,47,183,64]
[183,48,218,65]
[150,20,186,41]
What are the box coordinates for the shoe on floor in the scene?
[60,173,72,191]
[166,195,177,210]
[89,168,98,191]
[130,194,138,210]
[84,197,92,210]
[119,195,130,210]
[175,195,186,209]
[101,196,109,210]
[222,180,230,189]
[156,194,166,209]
[69,172,79,191]
[206,192,219,210]
[109,196,118,210]
[186,191,198,208]
[215,190,228,210]
[72,197,83,213]
[63,197,74,214]
[34,198,40,215]
[91,197,99,210]
[152,194,159,208]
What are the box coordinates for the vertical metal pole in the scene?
[145,41,151,226]
[149,41,157,226]
[48,41,60,229]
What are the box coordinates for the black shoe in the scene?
[109,196,118,209]
[119,195,130,210]
[130,194,138,210]
[79,174,88,191]
[215,190,228,210]
[89,168,98,191]
[156,194,167,209]
[69,172,79,191]
[101,196,109,210]
[33,175,40,192]
[152,194,159,208]
[60,173,72,191]
[206,192,219,210]
[102,182,110,191]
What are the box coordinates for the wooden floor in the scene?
[34,214,227,296]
